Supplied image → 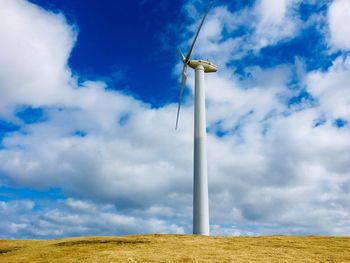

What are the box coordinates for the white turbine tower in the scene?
[176,3,217,236]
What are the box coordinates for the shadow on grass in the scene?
[55,239,150,246]
[0,248,19,254]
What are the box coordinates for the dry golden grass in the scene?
[1,234,349,262]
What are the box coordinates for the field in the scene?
[1,234,349,262]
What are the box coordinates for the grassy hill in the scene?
[1,234,349,262]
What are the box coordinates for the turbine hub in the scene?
[189,59,217,73]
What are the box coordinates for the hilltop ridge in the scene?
[1,234,350,262]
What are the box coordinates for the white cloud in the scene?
[0,0,77,117]
[256,0,291,24]
[328,0,350,50]
[0,199,184,239]
[307,56,350,120]
[253,0,300,48]
[182,0,304,65]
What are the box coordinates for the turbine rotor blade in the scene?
[184,2,212,62]
[175,64,187,129]
[177,48,185,62]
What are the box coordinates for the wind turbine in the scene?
[176,3,217,236]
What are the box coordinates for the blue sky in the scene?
[30,0,186,105]
[1,0,350,239]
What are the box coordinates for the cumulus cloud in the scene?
[0,0,77,117]
[307,56,350,120]
[0,199,184,239]
[183,0,303,64]
[328,0,350,50]
[253,0,301,48]
[0,0,350,238]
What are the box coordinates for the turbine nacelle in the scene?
[188,60,217,73]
